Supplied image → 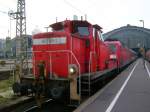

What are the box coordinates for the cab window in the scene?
[108,44,117,52]
[72,21,90,37]
[77,26,89,36]
[98,31,104,41]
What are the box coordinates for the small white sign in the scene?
[33,37,66,45]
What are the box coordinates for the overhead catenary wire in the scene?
[63,0,84,15]
[63,0,97,22]
[0,10,8,14]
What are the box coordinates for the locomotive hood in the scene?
[33,32,67,39]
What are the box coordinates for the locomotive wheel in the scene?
[50,87,64,99]
[20,84,28,95]
[12,82,31,95]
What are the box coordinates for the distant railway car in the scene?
[12,20,136,104]
[105,40,136,70]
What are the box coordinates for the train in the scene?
[12,19,137,104]
[104,39,137,71]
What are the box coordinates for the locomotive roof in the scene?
[49,20,102,30]
[49,20,92,28]
[104,39,122,45]
[93,24,102,30]
[33,31,67,38]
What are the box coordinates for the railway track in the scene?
[0,61,132,112]
[7,73,117,112]
[0,73,118,112]
[0,71,11,80]
[10,98,76,112]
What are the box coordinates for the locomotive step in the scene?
[81,81,90,84]
[81,89,90,92]
[80,68,116,81]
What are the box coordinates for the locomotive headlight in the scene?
[69,67,76,74]
[69,64,78,75]
[110,54,117,60]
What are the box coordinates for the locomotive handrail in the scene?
[32,50,80,73]
[88,51,95,96]
[32,50,81,103]
[32,50,81,73]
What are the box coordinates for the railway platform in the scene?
[74,59,150,112]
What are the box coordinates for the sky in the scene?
[0,0,150,39]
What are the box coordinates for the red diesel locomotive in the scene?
[13,20,136,103]
[32,20,112,102]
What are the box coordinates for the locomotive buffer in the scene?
[74,59,150,112]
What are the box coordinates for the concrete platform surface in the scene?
[74,59,150,112]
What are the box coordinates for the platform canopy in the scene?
[103,25,150,51]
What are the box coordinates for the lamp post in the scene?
[139,20,144,28]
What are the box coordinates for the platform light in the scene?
[139,20,144,28]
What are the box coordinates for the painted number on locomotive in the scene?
[33,37,66,45]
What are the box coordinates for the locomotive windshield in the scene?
[72,21,90,37]
[108,44,117,52]
[77,26,89,36]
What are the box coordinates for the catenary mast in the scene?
[9,0,28,81]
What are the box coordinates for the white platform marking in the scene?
[145,62,150,78]
[105,61,139,112]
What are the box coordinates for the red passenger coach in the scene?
[105,40,137,70]
[105,40,123,68]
